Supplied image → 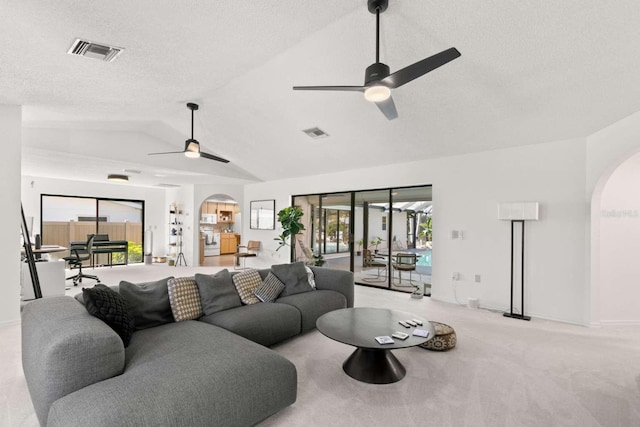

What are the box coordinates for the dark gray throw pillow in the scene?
[119,277,174,330]
[195,270,242,316]
[271,262,314,297]
[82,284,135,347]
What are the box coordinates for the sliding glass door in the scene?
[41,195,145,265]
[291,185,432,293]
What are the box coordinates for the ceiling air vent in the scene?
[67,38,124,62]
[302,127,329,139]
[155,183,181,188]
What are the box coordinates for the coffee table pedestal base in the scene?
[342,347,406,384]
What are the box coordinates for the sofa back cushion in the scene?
[195,269,242,315]
[167,277,202,321]
[120,277,174,330]
[272,262,314,297]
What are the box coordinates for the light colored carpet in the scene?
[4,264,640,427]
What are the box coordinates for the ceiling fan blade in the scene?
[148,151,186,156]
[200,151,230,163]
[380,47,461,89]
[293,85,365,92]
[375,96,398,120]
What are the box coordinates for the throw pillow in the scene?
[195,270,242,316]
[231,269,261,305]
[119,277,174,330]
[167,277,202,321]
[82,284,135,347]
[304,265,316,288]
[254,272,286,303]
[272,262,314,297]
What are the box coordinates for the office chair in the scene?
[64,234,100,286]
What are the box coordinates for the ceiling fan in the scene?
[293,0,461,120]
[148,103,229,163]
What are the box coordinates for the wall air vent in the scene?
[156,183,181,188]
[67,38,124,62]
[302,127,329,139]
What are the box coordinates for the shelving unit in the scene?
[168,203,186,266]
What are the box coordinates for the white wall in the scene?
[244,138,589,324]
[0,105,22,324]
[598,155,640,324]
[21,176,167,255]
[587,111,640,325]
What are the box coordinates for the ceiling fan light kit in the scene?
[293,0,461,120]
[147,102,230,163]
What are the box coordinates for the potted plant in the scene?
[356,239,363,256]
[274,206,305,251]
[370,236,384,254]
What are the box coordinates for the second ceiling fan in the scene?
[293,0,461,120]
[148,103,229,163]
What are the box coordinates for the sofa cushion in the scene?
[195,269,241,315]
[119,277,174,330]
[199,303,301,347]
[46,321,297,427]
[276,289,347,332]
[254,272,286,303]
[167,277,202,321]
[271,262,314,297]
[82,284,135,347]
[232,269,261,305]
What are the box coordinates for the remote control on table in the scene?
[398,320,410,328]
[392,331,410,340]
[405,320,417,327]
[412,319,423,326]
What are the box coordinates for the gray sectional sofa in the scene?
[21,265,354,427]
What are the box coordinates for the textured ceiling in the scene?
[3,0,640,186]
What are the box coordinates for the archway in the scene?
[590,149,640,325]
[198,194,240,267]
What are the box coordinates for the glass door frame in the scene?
[291,184,431,291]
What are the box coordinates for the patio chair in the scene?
[392,252,419,286]
[363,249,387,282]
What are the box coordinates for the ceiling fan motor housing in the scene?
[368,0,388,14]
[365,62,390,85]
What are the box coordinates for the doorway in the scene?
[198,194,240,267]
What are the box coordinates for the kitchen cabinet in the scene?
[220,233,237,254]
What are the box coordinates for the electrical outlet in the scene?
[452,272,460,281]
[475,274,481,283]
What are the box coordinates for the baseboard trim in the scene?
[430,296,590,326]
[0,319,20,328]
[598,320,640,326]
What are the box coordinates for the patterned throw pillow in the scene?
[167,277,203,321]
[304,265,316,288]
[82,284,135,347]
[232,269,262,305]
[254,272,286,302]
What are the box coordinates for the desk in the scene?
[21,245,68,261]
[69,240,128,267]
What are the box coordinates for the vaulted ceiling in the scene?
[4,1,640,187]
